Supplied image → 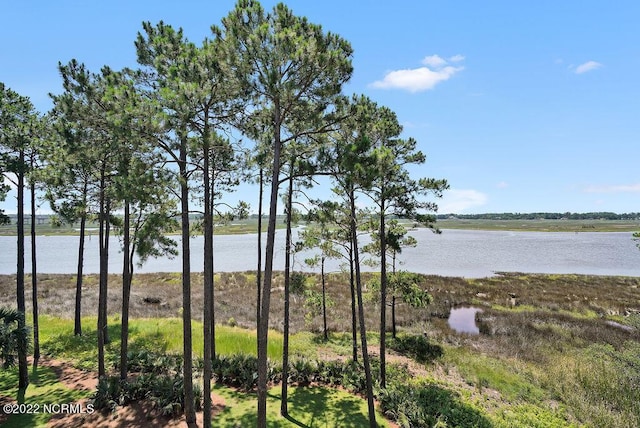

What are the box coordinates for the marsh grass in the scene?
[2,271,639,426]
[539,343,640,427]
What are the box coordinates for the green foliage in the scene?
[124,348,183,375]
[390,271,432,307]
[290,271,307,295]
[0,307,30,369]
[212,353,283,390]
[378,382,492,428]
[91,372,201,417]
[541,343,640,427]
[303,289,335,327]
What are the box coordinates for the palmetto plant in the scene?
[0,307,30,369]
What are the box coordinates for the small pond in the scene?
[448,307,483,334]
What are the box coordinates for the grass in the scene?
[0,365,91,428]
[212,385,392,427]
[37,315,283,370]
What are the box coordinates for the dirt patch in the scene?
[20,357,226,428]
[38,357,98,392]
[47,395,225,428]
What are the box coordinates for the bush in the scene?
[90,372,201,417]
[0,307,29,369]
[125,349,183,375]
[378,382,492,428]
[290,272,307,295]
[212,354,281,390]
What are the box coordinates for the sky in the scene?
[1,0,639,215]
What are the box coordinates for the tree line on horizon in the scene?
[439,212,640,221]
[0,1,448,426]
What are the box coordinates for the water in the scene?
[1,229,640,277]
[448,307,482,334]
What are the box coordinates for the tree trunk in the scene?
[179,136,197,427]
[256,168,263,338]
[120,201,131,381]
[97,172,107,378]
[203,129,213,428]
[392,253,397,339]
[30,178,40,366]
[257,107,283,428]
[16,151,28,390]
[74,206,87,336]
[281,173,293,417]
[103,199,111,345]
[349,241,358,362]
[392,295,397,339]
[321,256,328,341]
[350,189,376,428]
[379,201,387,388]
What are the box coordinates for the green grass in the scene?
[212,384,392,427]
[37,315,283,371]
[444,346,547,403]
[0,365,91,428]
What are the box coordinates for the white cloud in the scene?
[438,189,488,214]
[371,54,464,93]
[497,181,509,189]
[584,183,640,193]
[422,54,447,68]
[575,61,602,74]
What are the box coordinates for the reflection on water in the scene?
[448,307,482,334]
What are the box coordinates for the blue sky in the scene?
[1,1,639,215]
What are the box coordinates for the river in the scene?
[1,229,639,278]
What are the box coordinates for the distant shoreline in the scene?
[2,217,639,236]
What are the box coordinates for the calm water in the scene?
[448,307,483,334]
[1,229,639,278]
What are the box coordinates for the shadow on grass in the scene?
[1,365,90,428]
[40,323,170,370]
[288,386,374,428]
[213,385,384,427]
[389,334,443,363]
[41,323,121,354]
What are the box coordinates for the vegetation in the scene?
[440,212,640,221]
[1,272,638,427]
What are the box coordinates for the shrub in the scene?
[125,349,183,375]
[378,382,492,428]
[91,376,122,412]
[0,307,29,369]
[90,372,200,418]
[290,272,307,295]
[212,354,281,390]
